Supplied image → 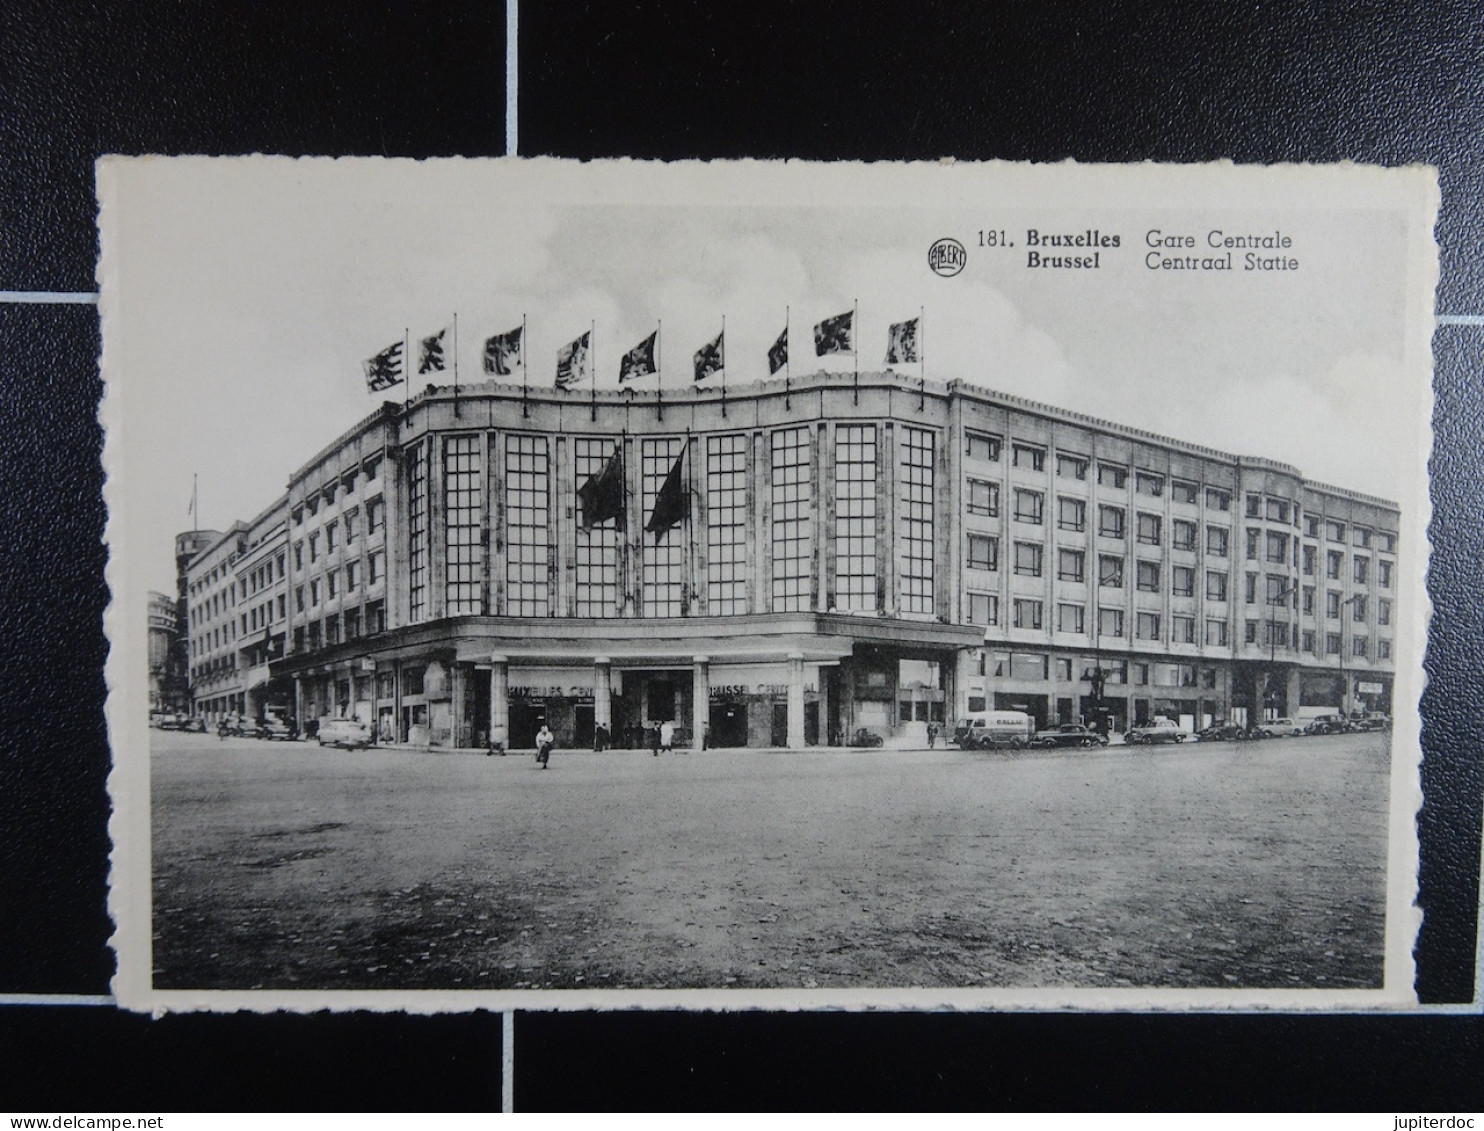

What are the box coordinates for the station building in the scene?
[170,368,1397,751]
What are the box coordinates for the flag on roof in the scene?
[577,448,625,529]
[418,327,450,375]
[619,330,658,384]
[483,325,523,376]
[646,450,689,540]
[768,325,789,375]
[814,309,853,356]
[556,331,591,388]
[364,341,405,392]
[693,330,724,383]
[885,317,919,365]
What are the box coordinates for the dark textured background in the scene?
[1,0,1479,1110]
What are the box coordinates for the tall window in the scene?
[899,427,935,614]
[834,424,878,612]
[771,427,812,612]
[1058,496,1086,532]
[407,442,429,622]
[505,435,550,616]
[642,437,686,617]
[706,434,747,616]
[966,478,999,516]
[575,437,621,617]
[444,434,483,616]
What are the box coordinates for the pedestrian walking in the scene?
[659,718,675,755]
[927,723,938,749]
[535,723,555,769]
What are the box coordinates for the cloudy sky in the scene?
[101,158,1433,598]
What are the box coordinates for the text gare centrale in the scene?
[1019,229,1299,272]
[1144,228,1299,272]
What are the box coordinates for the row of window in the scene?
[979,651,1222,689]
[293,498,385,573]
[295,553,385,613]
[962,592,1392,659]
[964,432,1226,506]
[294,600,388,651]
[291,455,384,526]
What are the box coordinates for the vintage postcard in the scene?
[101,158,1436,1012]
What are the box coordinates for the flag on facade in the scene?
[483,325,523,376]
[619,330,658,384]
[693,330,724,382]
[418,327,450,375]
[768,325,789,375]
[556,331,591,388]
[646,451,688,540]
[814,309,854,356]
[364,341,405,392]
[885,317,919,365]
[577,449,625,528]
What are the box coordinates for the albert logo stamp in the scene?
[928,237,966,277]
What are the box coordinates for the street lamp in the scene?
[1263,580,1299,721]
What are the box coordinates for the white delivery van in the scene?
[954,710,1036,750]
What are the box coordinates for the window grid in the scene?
[706,434,748,615]
[574,437,621,618]
[444,435,484,616]
[771,428,812,612]
[899,427,935,614]
[505,435,550,616]
[407,443,429,622]
[643,437,686,617]
[834,424,878,611]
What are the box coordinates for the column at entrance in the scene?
[786,651,806,749]
[594,657,613,750]
[692,655,710,752]
[488,654,510,751]
[816,666,830,746]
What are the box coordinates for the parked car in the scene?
[1350,713,1391,732]
[847,728,884,748]
[1258,717,1306,738]
[1195,723,1249,743]
[258,717,295,741]
[1030,723,1109,749]
[956,711,1036,750]
[180,716,207,733]
[317,717,372,749]
[1124,718,1187,745]
[1304,714,1352,736]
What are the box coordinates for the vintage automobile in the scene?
[1195,723,1250,742]
[1304,714,1352,736]
[847,727,884,748]
[258,717,295,741]
[1030,723,1109,749]
[956,711,1036,750]
[1350,713,1391,732]
[317,717,373,749]
[1123,718,1187,745]
[1258,717,1307,738]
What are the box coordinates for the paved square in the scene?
[151,730,1390,991]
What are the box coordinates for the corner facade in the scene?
[228,370,1398,750]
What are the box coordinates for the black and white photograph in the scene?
[101,157,1435,1012]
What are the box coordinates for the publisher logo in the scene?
[928,238,966,277]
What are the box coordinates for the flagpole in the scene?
[721,314,727,419]
[918,304,926,413]
[453,312,461,417]
[522,313,529,418]
[191,473,198,529]
[403,327,410,418]
[853,298,859,406]
[656,319,664,423]
[590,319,597,423]
[784,305,791,411]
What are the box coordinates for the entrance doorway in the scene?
[574,703,595,749]
[709,701,748,748]
[509,703,545,749]
[770,703,787,747]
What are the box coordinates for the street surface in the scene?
[150,729,1390,991]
